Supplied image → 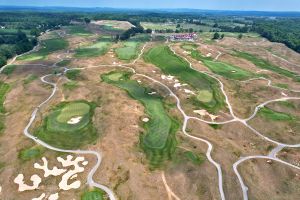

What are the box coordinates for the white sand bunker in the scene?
[142,117,149,122]
[184,89,195,95]
[206,53,212,57]
[57,155,87,191]
[14,174,41,192]
[148,91,157,95]
[194,109,219,121]
[67,116,82,124]
[48,193,59,200]
[34,157,66,177]
[32,193,46,200]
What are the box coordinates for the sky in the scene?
[1,0,300,12]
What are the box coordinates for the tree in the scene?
[221,34,225,39]
[189,28,194,33]
[213,32,220,40]
[146,28,152,34]
[238,34,243,39]
[0,56,7,67]
[84,18,91,24]
[176,24,181,28]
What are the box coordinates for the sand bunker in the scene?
[194,109,219,121]
[148,91,157,95]
[34,157,66,177]
[14,174,41,192]
[57,155,86,190]
[48,193,59,200]
[142,117,149,122]
[184,89,195,95]
[206,53,212,57]
[67,116,83,124]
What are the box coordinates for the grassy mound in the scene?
[18,38,68,61]
[19,146,44,161]
[233,51,300,81]
[66,69,81,80]
[81,188,105,200]
[35,101,98,149]
[75,42,111,58]
[258,107,295,121]
[115,42,140,61]
[144,45,225,113]
[190,50,255,80]
[102,71,179,168]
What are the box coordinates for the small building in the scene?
[169,33,197,41]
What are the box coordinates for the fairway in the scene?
[18,38,68,61]
[258,107,295,121]
[35,101,98,149]
[115,42,140,60]
[144,45,225,112]
[102,71,178,168]
[66,25,92,36]
[75,42,111,58]
[233,51,300,81]
[81,188,105,200]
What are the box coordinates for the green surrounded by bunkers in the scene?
[75,40,111,58]
[35,101,98,149]
[102,71,179,168]
[190,50,256,80]
[144,45,225,113]
[81,188,105,200]
[115,42,141,61]
[18,38,68,61]
[233,50,300,82]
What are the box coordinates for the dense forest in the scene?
[0,9,300,68]
[253,18,300,53]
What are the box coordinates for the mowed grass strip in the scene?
[258,107,295,121]
[81,188,105,200]
[115,42,140,61]
[102,71,178,168]
[18,38,68,61]
[144,45,225,113]
[233,51,300,81]
[190,50,255,80]
[35,101,98,149]
[75,42,111,58]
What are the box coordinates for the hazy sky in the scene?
[1,0,300,11]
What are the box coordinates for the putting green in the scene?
[197,90,213,103]
[35,101,98,149]
[102,71,178,168]
[115,42,140,61]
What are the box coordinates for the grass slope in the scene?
[0,81,10,134]
[35,101,98,149]
[18,38,68,61]
[102,71,178,168]
[66,26,92,36]
[144,45,225,113]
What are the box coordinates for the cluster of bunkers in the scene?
[169,33,198,41]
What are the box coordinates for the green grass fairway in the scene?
[35,101,98,149]
[258,107,295,121]
[19,146,44,161]
[102,71,179,168]
[66,26,92,36]
[115,42,140,60]
[18,38,68,61]
[233,51,300,81]
[81,188,105,200]
[144,45,225,113]
[190,50,255,80]
[75,42,111,58]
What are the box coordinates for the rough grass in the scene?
[66,69,81,80]
[18,38,68,61]
[183,151,205,165]
[115,42,140,61]
[2,65,16,75]
[75,42,111,58]
[0,81,10,113]
[233,51,300,81]
[57,60,71,67]
[18,146,44,161]
[81,188,105,200]
[144,45,225,113]
[63,81,78,90]
[181,43,198,51]
[23,74,38,85]
[102,71,179,168]
[66,25,92,36]
[35,101,98,149]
